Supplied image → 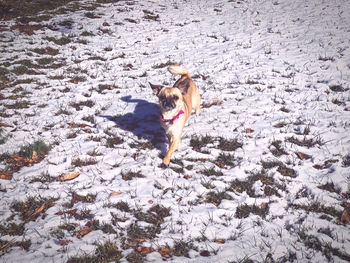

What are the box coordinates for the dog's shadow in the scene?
[101,95,167,154]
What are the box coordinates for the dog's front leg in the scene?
[163,136,180,166]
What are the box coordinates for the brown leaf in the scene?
[58,171,81,181]
[158,246,171,258]
[70,192,95,205]
[215,238,226,244]
[109,191,121,197]
[71,192,79,205]
[103,21,110,26]
[31,151,40,162]
[296,152,311,160]
[8,152,41,168]
[296,152,303,159]
[0,122,11,127]
[184,174,192,179]
[27,203,45,221]
[67,208,78,215]
[131,238,145,243]
[317,182,337,193]
[341,208,350,224]
[0,170,13,180]
[260,202,269,210]
[136,246,155,255]
[9,153,25,163]
[75,226,93,239]
[245,128,255,133]
[215,162,226,169]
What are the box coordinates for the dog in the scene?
[150,64,200,166]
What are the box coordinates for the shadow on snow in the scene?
[101,95,167,155]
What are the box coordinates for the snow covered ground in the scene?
[0,0,350,262]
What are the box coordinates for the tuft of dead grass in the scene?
[0,0,75,20]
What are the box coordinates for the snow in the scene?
[0,0,350,262]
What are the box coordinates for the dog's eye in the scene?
[173,95,178,100]
[159,95,165,101]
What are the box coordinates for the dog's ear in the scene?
[149,82,163,96]
[176,78,190,95]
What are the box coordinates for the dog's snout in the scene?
[162,98,176,109]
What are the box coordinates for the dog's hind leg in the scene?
[194,102,200,115]
[193,93,201,115]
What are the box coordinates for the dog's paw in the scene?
[160,163,169,169]
[162,157,170,166]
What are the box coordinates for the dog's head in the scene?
[149,83,183,112]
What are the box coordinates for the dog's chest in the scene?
[161,115,184,138]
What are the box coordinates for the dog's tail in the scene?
[168,64,190,79]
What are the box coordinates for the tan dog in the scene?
[150,64,200,166]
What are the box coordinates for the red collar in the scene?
[160,110,184,124]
